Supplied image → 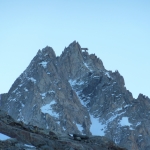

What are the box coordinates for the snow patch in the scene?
[10,98,17,102]
[21,103,25,107]
[12,88,18,93]
[90,115,106,136]
[69,79,86,106]
[115,107,122,112]
[76,123,83,132]
[76,81,84,86]
[124,104,132,109]
[84,62,92,71]
[0,133,11,140]
[48,90,55,94]
[119,117,132,127]
[32,104,36,109]
[76,91,86,106]
[93,76,100,79]
[17,112,25,122]
[105,72,111,78]
[24,144,35,148]
[136,122,141,127]
[40,100,59,118]
[69,79,84,86]
[28,77,36,84]
[39,61,48,68]
[116,94,122,98]
[40,93,47,99]
[24,87,28,92]
[138,135,142,137]
[68,79,77,86]
[46,124,49,129]
[106,111,126,124]
[18,84,23,87]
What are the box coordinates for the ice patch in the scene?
[90,115,106,136]
[40,100,59,118]
[39,61,48,68]
[0,133,11,140]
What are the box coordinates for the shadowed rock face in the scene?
[0,109,126,150]
[0,41,150,150]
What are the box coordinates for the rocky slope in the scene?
[0,41,150,150]
[0,109,126,150]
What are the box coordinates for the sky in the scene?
[0,0,150,98]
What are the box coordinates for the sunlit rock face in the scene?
[1,41,150,150]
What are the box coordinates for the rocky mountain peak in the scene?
[60,41,82,60]
[1,41,150,150]
[59,41,105,80]
[68,41,81,50]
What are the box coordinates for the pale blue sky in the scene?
[0,0,150,98]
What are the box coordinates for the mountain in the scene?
[1,41,150,150]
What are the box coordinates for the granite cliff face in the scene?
[1,41,150,150]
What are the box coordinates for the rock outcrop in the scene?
[0,41,150,150]
[0,109,126,150]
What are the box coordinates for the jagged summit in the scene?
[0,41,150,150]
[68,40,81,48]
[61,40,89,58]
[37,46,56,59]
